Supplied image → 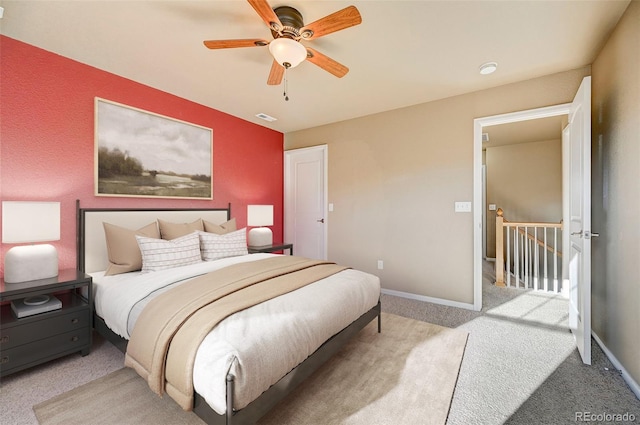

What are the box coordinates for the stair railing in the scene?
[495,208,563,292]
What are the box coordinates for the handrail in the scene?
[504,221,562,228]
[495,208,563,292]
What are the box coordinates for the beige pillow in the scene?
[203,218,237,234]
[158,218,204,240]
[103,222,160,276]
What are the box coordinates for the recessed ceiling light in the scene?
[479,62,498,75]
[256,113,277,122]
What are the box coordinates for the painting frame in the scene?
[94,98,213,200]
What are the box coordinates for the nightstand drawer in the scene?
[0,309,90,350]
[0,327,90,375]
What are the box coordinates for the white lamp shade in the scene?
[2,201,60,243]
[268,38,307,68]
[2,201,60,283]
[247,205,274,227]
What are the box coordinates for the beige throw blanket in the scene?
[124,256,348,410]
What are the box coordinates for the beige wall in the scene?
[591,0,639,389]
[485,139,563,258]
[285,66,589,305]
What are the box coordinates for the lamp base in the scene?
[4,244,58,283]
[248,227,273,247]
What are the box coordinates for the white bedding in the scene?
[91,254,380,414]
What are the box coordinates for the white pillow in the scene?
[199,228,248,261]
[135,231,202,273]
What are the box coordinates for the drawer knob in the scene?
[71,336,79,342]
[71,318,79,324]
[0,356,8,364]
[0,336,8,344]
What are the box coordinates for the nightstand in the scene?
[248,242,294,255]
[0,269,92,377]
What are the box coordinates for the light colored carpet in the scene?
[33,313,468,425]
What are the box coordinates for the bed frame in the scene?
[76,201,381,425]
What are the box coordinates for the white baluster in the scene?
[544,227,548,291]
[524,226,529,288]
[515,227,520,288]
[506,227,511,287]
[554,227,559,293]
[534,227,539,291]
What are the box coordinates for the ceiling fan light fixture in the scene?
[269,38,307,69]
[479,62,498,75]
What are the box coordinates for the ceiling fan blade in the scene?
[203,39,269,49]
[247,0,283,32]
[267,60,284,85]
[306,47,349,78]
[300,6,362,40]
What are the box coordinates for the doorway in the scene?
[473,75,593,365]
[473,103,572,310]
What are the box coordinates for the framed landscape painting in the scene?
[95,98,213,199]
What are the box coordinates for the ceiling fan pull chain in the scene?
[284,67,290,101]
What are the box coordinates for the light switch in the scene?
[455,202,472,212]
[328,203,334,212]
[489,204,497,211]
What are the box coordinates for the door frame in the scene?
[284,144,329,260]
[473,103,571,311]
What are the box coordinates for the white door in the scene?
[567,76,592,365]
[284,145,327,260]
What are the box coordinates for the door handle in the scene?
[585,231,600,238]
[317,218,325,223]
[571,230,583,236]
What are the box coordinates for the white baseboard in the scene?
[592,331,640,399]
[380,288,475,311]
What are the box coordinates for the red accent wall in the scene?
[0,36,284,276]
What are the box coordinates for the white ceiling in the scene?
[0,0,630,133]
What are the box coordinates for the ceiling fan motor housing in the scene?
[271,6,306,39]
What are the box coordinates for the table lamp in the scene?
[2,201,60,283]
[247,205,273,247]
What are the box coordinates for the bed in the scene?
[76,201,381,425]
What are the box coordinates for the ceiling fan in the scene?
[203,0,362,86]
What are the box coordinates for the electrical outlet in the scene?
[377,260,384,270]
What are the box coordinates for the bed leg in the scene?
[226,374,235,425]
[378,311,382,333]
